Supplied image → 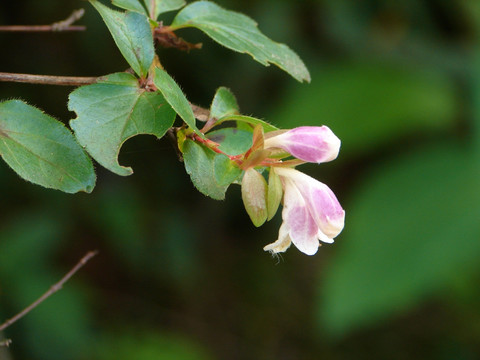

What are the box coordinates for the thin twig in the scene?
[0,250,98,333]
[0,72,99,86]
[51,9,85,31]
[0,9,86,32]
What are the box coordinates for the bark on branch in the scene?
[0,72,99,86]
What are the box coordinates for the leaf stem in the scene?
[0,9,86,32]
[0,72,99,86]
[0,250,98,333]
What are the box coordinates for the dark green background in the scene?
[1,0,479,359]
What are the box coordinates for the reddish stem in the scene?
[191,134,244,162]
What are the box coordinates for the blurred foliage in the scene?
[320,144,480,336]
[1,0,480,359]
[97,330,214,360]
[269,62,457,156]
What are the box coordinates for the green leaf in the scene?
[0,100,95,193]
[90,0,154,78]
[236,119,256,133]
[153,67,203,136]
[170,1,310,83]
[183,139,229,200]
[319,144,480,336]
[112,0,147,15]
[210,87,239,119]
[270,62,457,156]
[218,115,278,133]
[143,0,186,19]
[208,88,277,134]
[241,168,268,227]
[214,154,242,186]
[206,128,252,156]
[69,72,176,176]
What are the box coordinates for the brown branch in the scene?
[0,72,212,121]
[0,72,99,86]
[0,250,98,333]
[0,9,86,32]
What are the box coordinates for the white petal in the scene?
[317,229,334,244]
[263,222,292,253]
[276,167,345,239]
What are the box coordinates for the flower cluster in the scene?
[241,126,345,255]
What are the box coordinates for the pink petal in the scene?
[275,167,345,241]
[303,182,345,239]
[264,126,341,163]
[282,179,320,255]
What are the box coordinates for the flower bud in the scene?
[264,126,341,163]
[241,168,268,227]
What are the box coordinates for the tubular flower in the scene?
[264,167,345,255]
[263,126,341,163]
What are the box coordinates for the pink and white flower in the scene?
[240,124,344,255]
[264,167,345,255]
[263,126,341,163]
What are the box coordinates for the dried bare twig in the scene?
[0,9,86,32]
[0,251,98,339]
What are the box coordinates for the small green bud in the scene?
[241,168,268,227]
[267,168,283,221]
